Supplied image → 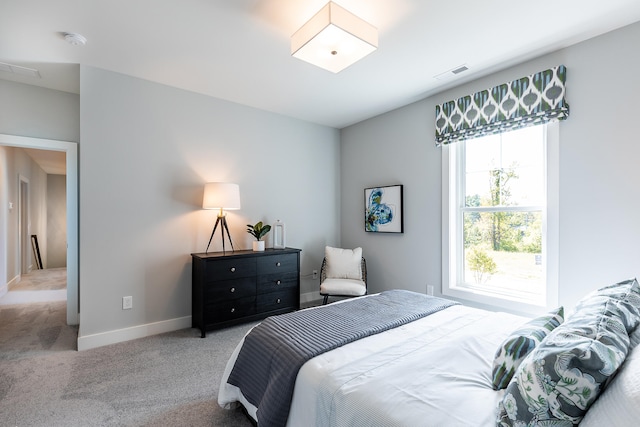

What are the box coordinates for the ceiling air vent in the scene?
[0,62,41,78]
[451,65,469,75]
[434,64,469,81]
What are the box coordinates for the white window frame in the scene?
[441,122,559,315]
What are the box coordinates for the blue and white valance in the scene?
[435,65,569,146]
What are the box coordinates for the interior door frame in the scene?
[0,134,78,325]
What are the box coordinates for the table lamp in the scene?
[203,182,241,253]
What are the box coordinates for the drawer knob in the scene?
[276,262,281,267]
[230,287,235,293]
[276,280,281,285]
[276,298,281,304]
[230,307,235,313]
[230,267,236,273]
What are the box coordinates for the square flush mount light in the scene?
[291,2,378,73]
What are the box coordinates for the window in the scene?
[442,122,558,314]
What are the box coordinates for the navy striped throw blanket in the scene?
[227,289,459,427]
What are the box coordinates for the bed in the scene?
[219,280,640,427]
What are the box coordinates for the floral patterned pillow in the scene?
[496,278,640,426]
[492,307,565,390]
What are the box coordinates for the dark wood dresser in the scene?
[191,247,301,337]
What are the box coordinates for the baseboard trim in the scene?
[300,291,322,305]
[7,274,20,290]
[77,315,192,351]
[77,293,324,351]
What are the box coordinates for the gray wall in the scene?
[0,79,80,142]
[5,20,640,345]
[47,174,67,268]
[0,80,79,290]
[79,66,340,337]
[341,21,640,312]
[0,146,48,283]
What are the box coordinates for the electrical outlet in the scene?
[427,285,434,296]
[312,270,318,279]
[122,296,133,310]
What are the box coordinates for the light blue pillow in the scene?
[497,278,640,426]
[491,307,564,390]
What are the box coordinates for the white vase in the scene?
[273,220,286,249]
[252,240,265,252]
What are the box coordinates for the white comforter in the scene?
[219,303,528,427]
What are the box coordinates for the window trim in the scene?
[441,122,559,315]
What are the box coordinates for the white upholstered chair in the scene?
[319,246,367,305]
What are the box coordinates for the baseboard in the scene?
[300,290,322,305]
[77,315,192,351]
[77,293,322,351]
[7,274,20,290]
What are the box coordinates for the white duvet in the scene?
[219,304,529,427]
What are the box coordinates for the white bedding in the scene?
[219,303,529,426]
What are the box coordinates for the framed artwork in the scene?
[364,185,403,233]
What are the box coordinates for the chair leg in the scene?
[322,295,328,305]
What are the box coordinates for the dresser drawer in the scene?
[257,289,297,313]
[204,277,255,301]
[206,257,256,281]
[257,253,297,275]
[258,271,298,293]
[206,296,256,323]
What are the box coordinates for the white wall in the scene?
[341,21,640,313]
[79,66,340,344]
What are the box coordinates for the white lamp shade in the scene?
[291,2,377,73]
[202,182,241,210]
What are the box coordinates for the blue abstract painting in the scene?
[365,185,403,233]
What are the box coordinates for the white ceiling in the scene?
[1,0,640,130]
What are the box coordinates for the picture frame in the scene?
[364,185,403,233]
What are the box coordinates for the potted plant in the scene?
[247,221,271,251]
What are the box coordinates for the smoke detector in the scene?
[64,32,87,46]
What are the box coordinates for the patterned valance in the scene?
[435,65,569,146]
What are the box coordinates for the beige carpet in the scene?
[0,300,257,426]
[10,267,67,291]
[1,268,67,305]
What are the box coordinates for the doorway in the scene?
[0,134,78,325]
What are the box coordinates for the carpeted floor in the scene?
[11,267,67,291]
[0,300,258,426]
[0,268,67,306]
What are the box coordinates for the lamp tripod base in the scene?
[205,214,235,254]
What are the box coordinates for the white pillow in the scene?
[325,246,362,280]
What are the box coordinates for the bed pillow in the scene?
[491,306,564,390]
[497,278,640,427]
[325,246,362,280]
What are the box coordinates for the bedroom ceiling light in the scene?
[291,2,377,73]
[203,182,241,253]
